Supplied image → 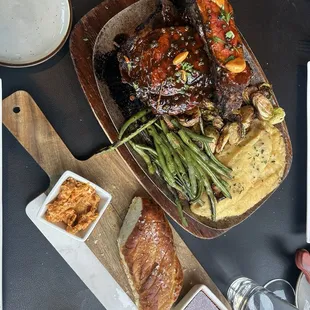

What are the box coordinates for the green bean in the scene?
[178,129,207,157]
[190,179,204,204]
[190,151,231,199]
[171,118,180,129]
[160,133,188,181]
[199,114,205,135]
[199,115,230,174]
[173,117,231,174]
[153,138,175,184]
[149,126,177,176]
[154,123,163,131]
[160,168,187,194]
[160,119,169,134]
[135,144,158,157]
[204,142,232,174]
[182,127,213,143]
[221,178,230,189]
[100,117,158,153]
[148,128,190,197]
[178,130,231,178]
[203,175,217,221]
[171,118,212,143]
[175,197,188,227]
[166,132,186,162]
[190,154,217,219]
[184,149,197,196]
[129,141,155,174]
[158,132,192,198]
[118,108,151,139]
[208,158,232,179]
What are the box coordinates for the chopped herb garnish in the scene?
[225,55,235,63]
[220,6,232,24]
[232,45,240,53]
[212,36,226,44]
[183,84,190,90]
[225,31,235,40]
[181,62,193,72]
[132,82,139,90]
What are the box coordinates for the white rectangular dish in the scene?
[27,194,136,310]
[37,170,112,242]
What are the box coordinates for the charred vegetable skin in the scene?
[185,0,252,118]
[119,26,214,115]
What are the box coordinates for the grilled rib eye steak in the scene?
[118,26,214,115]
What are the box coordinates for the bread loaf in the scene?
[118,197,183,310]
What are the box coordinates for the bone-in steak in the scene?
[119,26,214,115]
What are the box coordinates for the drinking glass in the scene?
[227,277,297,310]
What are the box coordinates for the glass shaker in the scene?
[227,277,297,310]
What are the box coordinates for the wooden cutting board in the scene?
[3,91,231,309]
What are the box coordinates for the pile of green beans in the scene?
[100,109,232,224]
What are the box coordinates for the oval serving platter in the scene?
[92,0,292,238]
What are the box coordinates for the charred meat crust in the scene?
[183,0,252,118]
[118,0,253,119]
[119,26,214,115]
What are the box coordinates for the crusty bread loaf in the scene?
[118,197,183,310]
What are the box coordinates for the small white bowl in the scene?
[38,171,112,242]
[174,284,228,310]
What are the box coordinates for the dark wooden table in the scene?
[1,0,310,309]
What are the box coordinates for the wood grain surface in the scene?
[3,91,231,309]
[70,0,229,238]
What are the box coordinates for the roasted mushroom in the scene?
[212,116,224,131]
[201,99,216,111]
[251,92,273,121]
[178,108,201,127]
[270,107,286,125]
[228,122,242,145]
[242,85,258,104]
[240,105,255,130]
[216,124,230,153]
[204,126,220,153]
[258,82,273,99]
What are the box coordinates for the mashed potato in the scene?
[191,120,286,220]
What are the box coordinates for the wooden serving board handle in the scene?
[2,91,78,178]
[3,91,231,309]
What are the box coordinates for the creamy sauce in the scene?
[191,120,286,220]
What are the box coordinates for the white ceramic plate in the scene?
[296,273,310,309]
[0,0,72,67]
